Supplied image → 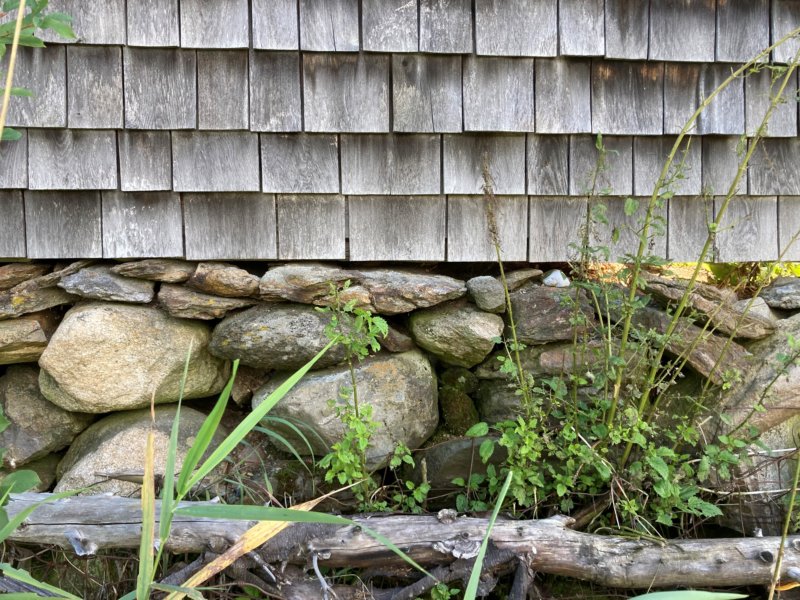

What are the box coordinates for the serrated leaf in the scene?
[479,439,494,464]
[646,454,670,481]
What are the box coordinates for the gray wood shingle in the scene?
[633,136,702,196]
[444,134,526,195]
[277,194,345,259]
[67,46,123,129]
[559,0,604,56]
[250,52,302,132]
[569,135,633,196]
[341,134,441,195]
[102,192,184,258]
[180,0,249,48]
[447,196,528,261]
[0,192,25,258]
[592,61,664,135]
[393,55,462,133]
[183,193,277,260]
[0,131,28,189]
[25,191,102,259]
[127,0,179,47]
[300,0,359,51]
[43,0,125,44]
[198,51,249,130]
[529,196,586,261]
[715,196,778,261]
[303,54,390,132]
[119,131,173,192]
[716,0,769,63]
[745,68,798,137]
[773,0,800,64]
[252,0,299,49]
[779,197,800,260]
[702,136,743,197]
[463,56,534,132]
[28,130,118,190]
[6,46,65,128]
[664,64,745,135]
[124,48,196,129]
[363,0,418,52]
[605,0,649,60]
[527,135,568,195]
[261,134,340,193]
[649,0,716,62]
[349,196,446,261]
[749,138,800,195]
[172,132,260,192]
[535,59,591,133]
[596,197,667,260]
[420,0,472,53]
[668,196,714,262]
[474,0,557,57]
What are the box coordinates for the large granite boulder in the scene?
[38,303,230,413]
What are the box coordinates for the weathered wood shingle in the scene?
[558,0,604,56]
[668,196,714,262]
[529,196,586,261]
[44,0,125,44]
[172,132,260,192]
[118,131,173,192]
[67,46,123,129]
[605,0,649,60]
[0,192,25,258]
[716,0,769,63]
[702,136,742,197]
[664,64,744,135]
[102,192,184,258]
[25,191,102,259]
[420,0,472,53]
[261,134,340,194]
[527,135,568,195]
[535,59,590,133]
[745,68,798,137]
[28,130,118,190]
[779,197,800,260]
[463,57,534,132]
[277,194,345,259]
[749,138,800,195]
[393,55,462,133]
[633,136,702,196]
[300,0,359,51]
[444,134,526,194]
[592,62,663,135]
[250,52,302,131]
[569,135,633,196]
[124,48,196,129]
[715,196,778,261]
[252,0,299,49]
[180,0,249,48]
[0,131,28,189]
[475,0,557,57]
[363,0,418,52]
[198,51,249,130]
[772,0,800,64]
[447,196,528,261]
[6,46,65,128]
[596,197,667,260]
[127,0,179,47]
[649,0,716,62]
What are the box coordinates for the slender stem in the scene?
[0,0,27,143]
[767,442,800,600]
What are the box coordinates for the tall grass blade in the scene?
[253,422,314,472]
[135,425,156,599]
[0,563,81,599]
[0,489,77,544]
[151,583,205,599]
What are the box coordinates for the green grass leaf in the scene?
[0,563,81,599]
[1,127,23,142]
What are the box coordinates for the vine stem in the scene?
[0,0,27,142]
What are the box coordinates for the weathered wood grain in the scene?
[392,55,461,132]
[6,46,65,128]
[570,135,633,196]
[772,0,800,64]
[475,0,557,56]
[118,131,172,192]
[102,192,183,258]
[363,0,418,52]
[717,0,769,63]
[664,64,744,135]
[779,196,800,260]
[649,0,715,62]
[596,197,667,260]
[250,52,302,131]
[559,0,604,56]
[180,0,249,48]
[0,130,28,189]
[420,0,472,53]
[633,136,702,196]
[183,193,277,260]
[42,0,125,44]
[172,132,260,192]
[527,135,568,195]
[463,56,534,131]
[592,62,663,135]
[668,196,714,262]
[745,68,798,137]
[198,51,249,130]
[349,196,446,261]
[447,195,528,261]
[0,192,25,258]
[67,46,123,129]
[528,196,586,261]
[715,196,778,261]
[124,48,196,129]
[126,0,179,46]
[341,134,440,194]
[28,130,117,190]
[24,192,102,259]
[277,194,345,259]
[535,59,590,133]
[261,134,340,193]
[605,0,649,59]
[252,0,298,49]
[702,136,743,197]
[749,138,800,195]
[300,0,359,51]
[303,54,390,132]
[443,134,526,194]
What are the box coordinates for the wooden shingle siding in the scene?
[715,196,778,261]
[443,135,526,195]
[102,192,184,258]
[250,52,302,132]
[716,0,769,63]
[419,0,473,53]
[527,136,569,195]
[664,64,744,135]
[183,193,277,260]
[392,55,462,133]
[596,197,667,261]
[474,0,557,57]
[252,0,299,50]
[123,48,196,129]
[535,59,591,134]
[341,135,441,195]
[668,196,714,262]
[180,0,249,48]
[300,0,359,51]
[261,134,340,194]
[633,136,702,196]
[749,138,800,195]
[303,54,390,132]
[463,57,534,132]
[772,0,800,64]
[528,197,586,261]
[25,192,103,259]
[446,196,528,261]
[67,46,123,129]
[779,197,800,260]
[349,196,446,261]
[649,0,715,63]
[118,131,173,192]
[172,132,260,192]
[277,194,346,259]
[198,51,249,130]
[0,192,25,258]
[702,136,742,197]
[126,0,180,47]
[604,0,649,60]
[569,135,633,196]
[0,131,28,189]
[44,0,125,44]
[6,46,65,128]
[362,0,418,52]
[592,62,664,135]
[558,0,605,56]
[745,69,799,137]
[28,130,118,190]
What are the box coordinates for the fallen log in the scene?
[5,493,800,590]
